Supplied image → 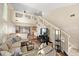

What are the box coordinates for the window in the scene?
[25,14,31,19]
[16,13,23,17]
[16,26,30,34]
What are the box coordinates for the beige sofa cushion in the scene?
[5,40,12,49]
[0,43,9,51]
[9,42,21,53]
[1,51,12,56]
[12,42,21,48]
[9,47,21,54]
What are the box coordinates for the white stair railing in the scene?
[37,16,70,55]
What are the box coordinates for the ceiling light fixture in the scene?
[70,14,75,17]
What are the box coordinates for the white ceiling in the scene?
[22,3,77,17]
[22,3,75,11]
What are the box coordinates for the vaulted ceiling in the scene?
[22,3,77,17]
[12,3,79,48]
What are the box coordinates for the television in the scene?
[40,28,48,35]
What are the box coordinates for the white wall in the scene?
[0,4,3,18]
[49,27,55,48]
[0,4,5,43]
[48,4,79,49]
[61,31,68,54]
[7,22,15,34]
